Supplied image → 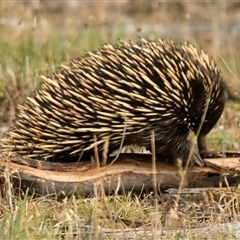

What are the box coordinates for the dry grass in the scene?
[0,1,240,239]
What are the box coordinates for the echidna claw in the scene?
[193,156,204,167]
[192,152,205,167]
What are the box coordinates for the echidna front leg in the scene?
[190,141,205,166]
[180,140,204,167]
[185,135,208,167]
[182,134,210,167]
[197,135,208,155]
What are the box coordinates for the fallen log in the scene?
[0,152,239,198]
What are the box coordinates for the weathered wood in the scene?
[0,153,239,197]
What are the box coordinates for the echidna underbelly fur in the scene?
[0,38,226,163]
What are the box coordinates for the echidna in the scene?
[0,38,226,166]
